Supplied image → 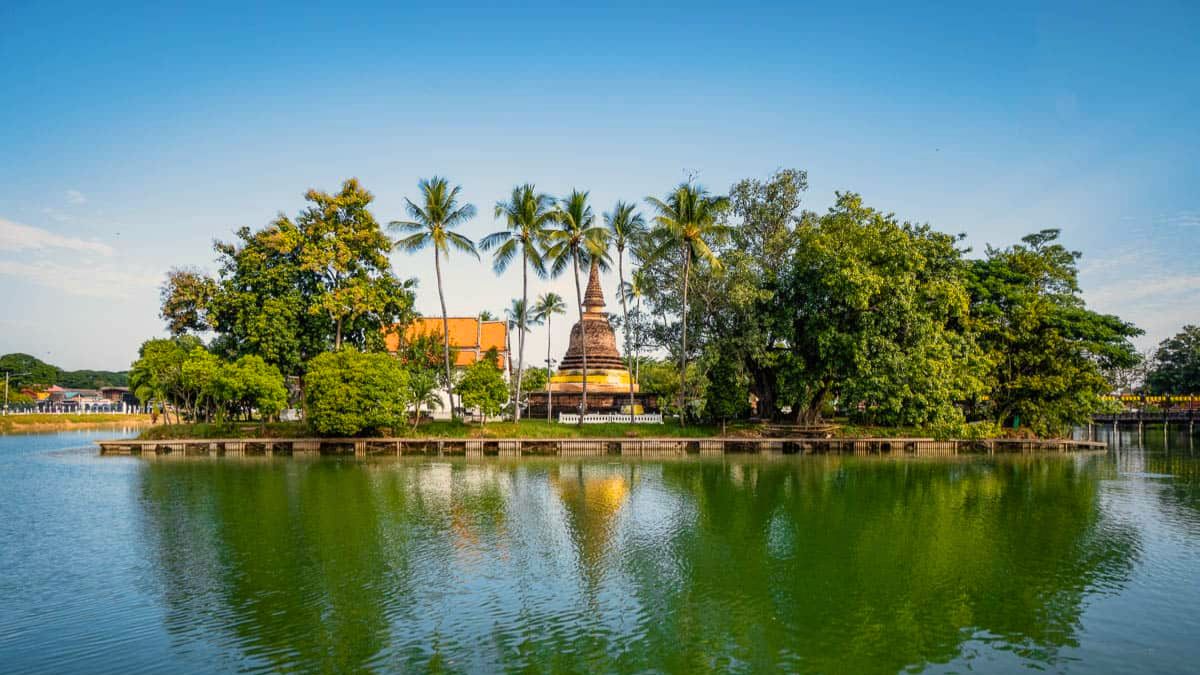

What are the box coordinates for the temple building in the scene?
[384,316,509,417]
[526,262,658,418]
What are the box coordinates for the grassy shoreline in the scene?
[1,413,154,434]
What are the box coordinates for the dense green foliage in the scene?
[967,230,1141,433]
[304,351,411,436]
[160,179,416,377]
[131,339,287,423]
[455,357,509,425]
[0,352,129,389]
[1146,325,1200,394]
[133,170,1148,438]
[635,169,1140,435]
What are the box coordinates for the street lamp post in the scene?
[4,371,31,415]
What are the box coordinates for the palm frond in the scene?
[491,238,519,274]
[445,231,480,259]
[478,230,511,252]
[395,232,430,252]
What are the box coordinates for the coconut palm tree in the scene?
[545,190,610,422]
[532,291,567,421]
[619,268,648,386]
[604,201,646,415]
[481,185,555,422]
[390,177,478,419]
[644,182,730,427]
[505,298,541,419]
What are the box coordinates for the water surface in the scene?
[1,429,1197,673]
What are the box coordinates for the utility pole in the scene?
[4,371,31,415]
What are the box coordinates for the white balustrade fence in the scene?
[557,412,663,424]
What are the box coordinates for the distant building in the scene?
[37,385,137,413]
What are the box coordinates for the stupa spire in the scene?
[583,260,605,313]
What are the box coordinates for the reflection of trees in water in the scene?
[135,456,1141,673]
[139,460,399,671]
[138,460,520,672]
[1114,449,1200,536]
[627,456,1140,673]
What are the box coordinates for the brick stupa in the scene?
[548,261,637,393]
[526,262,657,417]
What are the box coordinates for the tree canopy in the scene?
[160,179,416,377]
[304,350,411,436]
[1146,325,1200,394]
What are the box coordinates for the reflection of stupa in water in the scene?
[526,262,658,416]
[551,464,635,586]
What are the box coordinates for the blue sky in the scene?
[1,0,1197,370]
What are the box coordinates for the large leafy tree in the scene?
[160,267,216,336]
[968,229,1141,434]
[644,183,730,426]
[532,292,567,421]
[780,193,989,426]
[297,179,403,351]
[482,185,555,421]
[1146,326,1200,394]
[129,335,204,423]
[161,180,415,376]
[545,190,609,420]
[390,177,478,419]
[604,201,646,413]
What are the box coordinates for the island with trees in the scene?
[103,168,1199,446]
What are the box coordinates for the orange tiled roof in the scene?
[385,317,508,370]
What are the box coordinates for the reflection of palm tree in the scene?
[532,292,567,421]
[482,185,554,422]
[391,177,479,418]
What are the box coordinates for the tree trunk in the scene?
[679,245,691,428]
[619,246,634,418]
[546,315,553,422]
[515,250,527,422]
[434,248,456,419]
[574,252,587,424]
[335,316,343,351]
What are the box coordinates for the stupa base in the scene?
[525,391,659,419]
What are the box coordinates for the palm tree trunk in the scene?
[573,252,587,424]
[515,250,527,422]
[679,245,690,428]
[619,246,634,420]
[546,315,553,422]
[635,295,641,384]
[434,248,455,420]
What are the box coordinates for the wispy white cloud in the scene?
[65,189,87,205]
[0,217,113,256]
[0,259,160,299]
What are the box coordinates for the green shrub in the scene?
[304,350,410,436]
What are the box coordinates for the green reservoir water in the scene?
[1,429,1198,673]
